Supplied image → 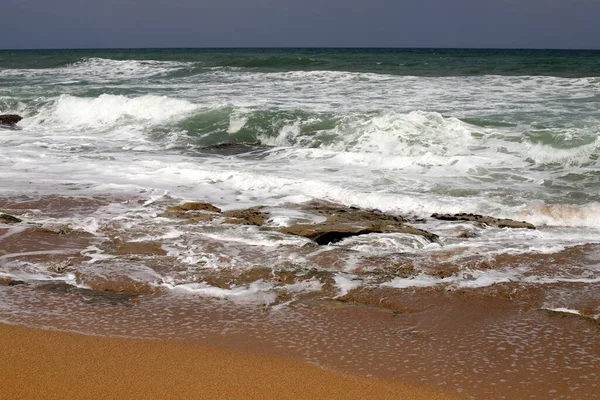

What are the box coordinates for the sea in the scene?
[1,48,599,398]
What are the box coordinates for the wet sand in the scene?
[0,323,458,400]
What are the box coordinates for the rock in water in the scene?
[160,202,221,217]
[281,224,375,245]
[431,213,536,229]
[0,114,23,126]
[0,213,22,224]
[223,207,268,226]
[280,201,439,245]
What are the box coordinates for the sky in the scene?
[1,0,599,49]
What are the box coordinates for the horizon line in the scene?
[1,46,600,52]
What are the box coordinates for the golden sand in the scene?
[0,323,461,400]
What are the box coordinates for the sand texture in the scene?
[0,323,460,400]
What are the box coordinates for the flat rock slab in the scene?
[431,213,535,229]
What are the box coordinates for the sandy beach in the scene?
[0,323,460,400]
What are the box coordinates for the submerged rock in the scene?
[115,241,167,256]
[38,281,138,306]
[431,213,536,229]
[0,114,22,126]
[0,213,22,224]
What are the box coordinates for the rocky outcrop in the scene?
[157,200,535,245]
[281,223,438,245]
[431,213,535,229]
[223,207,268,226]
[170,202,221,213]
[0,213,22,224]
[281,224,374,245]
[280,201,438,245]
[0,114,22,125]
[298,201,406,224]
[159,202,222,223]
[160,202,271,226]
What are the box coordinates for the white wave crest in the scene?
[525,136,600,167]
[23,94,198,131]
[67,57,187,80]
[258,111,477,157]
[521,203,600,229]
[0,57,188,83]
[333,111,475,156]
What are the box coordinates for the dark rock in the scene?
[431,213,535,229]
[0,213,22,224]
[281,224,374,245]
[8,280,27,286]
[0,114,22,126]
[280,201,438,245]
[223,207,268,226]
[199,142,269,157]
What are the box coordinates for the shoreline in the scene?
[0,322,459,400]
[2,194,600,399]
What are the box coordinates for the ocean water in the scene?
[2,48,600,299]
[1,49,600,398]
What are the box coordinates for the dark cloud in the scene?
[1,0,598,49]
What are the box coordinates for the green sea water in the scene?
[1,48,600,76]
[1,48,599,219]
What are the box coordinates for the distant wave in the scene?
[216,56,325,69]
